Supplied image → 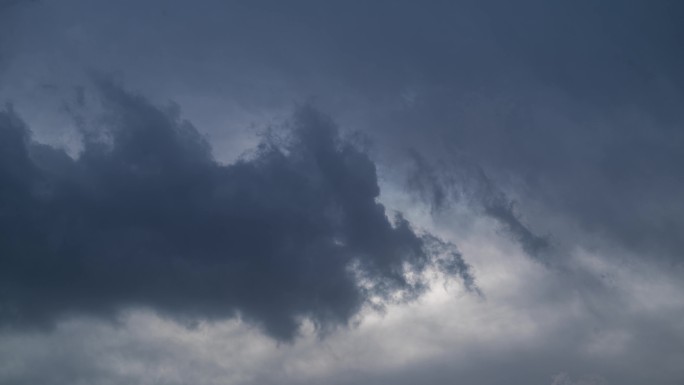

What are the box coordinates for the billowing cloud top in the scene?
[0,81,473,340]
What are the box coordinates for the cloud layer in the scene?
[1,1,684,384]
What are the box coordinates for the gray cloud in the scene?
[405,151,550,260]
[551,373,608,385]
[0,0,35,13]
[0,80,474,341]
[366,0,684,264]
[2,0,684,384]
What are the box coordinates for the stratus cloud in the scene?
[551,373,607,385]
[0,81,475,340]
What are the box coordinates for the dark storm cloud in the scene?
[0,0,35,13]
[0,81,474,340]
[2,1,684,384]
[0,0,33,71]
[107,0,677,264]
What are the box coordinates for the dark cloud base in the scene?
[0,81,474,340]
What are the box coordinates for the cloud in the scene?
[0,80,475,341]
[0,0,36,13]
[404,151,549,260]
[551,373,607,385]
[2,1,684,384]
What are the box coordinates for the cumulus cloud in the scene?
[0,81,475,340]
[2,1,684,384]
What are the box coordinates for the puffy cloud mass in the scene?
[0,81,474,340]
[2,1,684,384]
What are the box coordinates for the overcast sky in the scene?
[1,1,683,384]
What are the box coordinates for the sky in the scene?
[1,1,683,384]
